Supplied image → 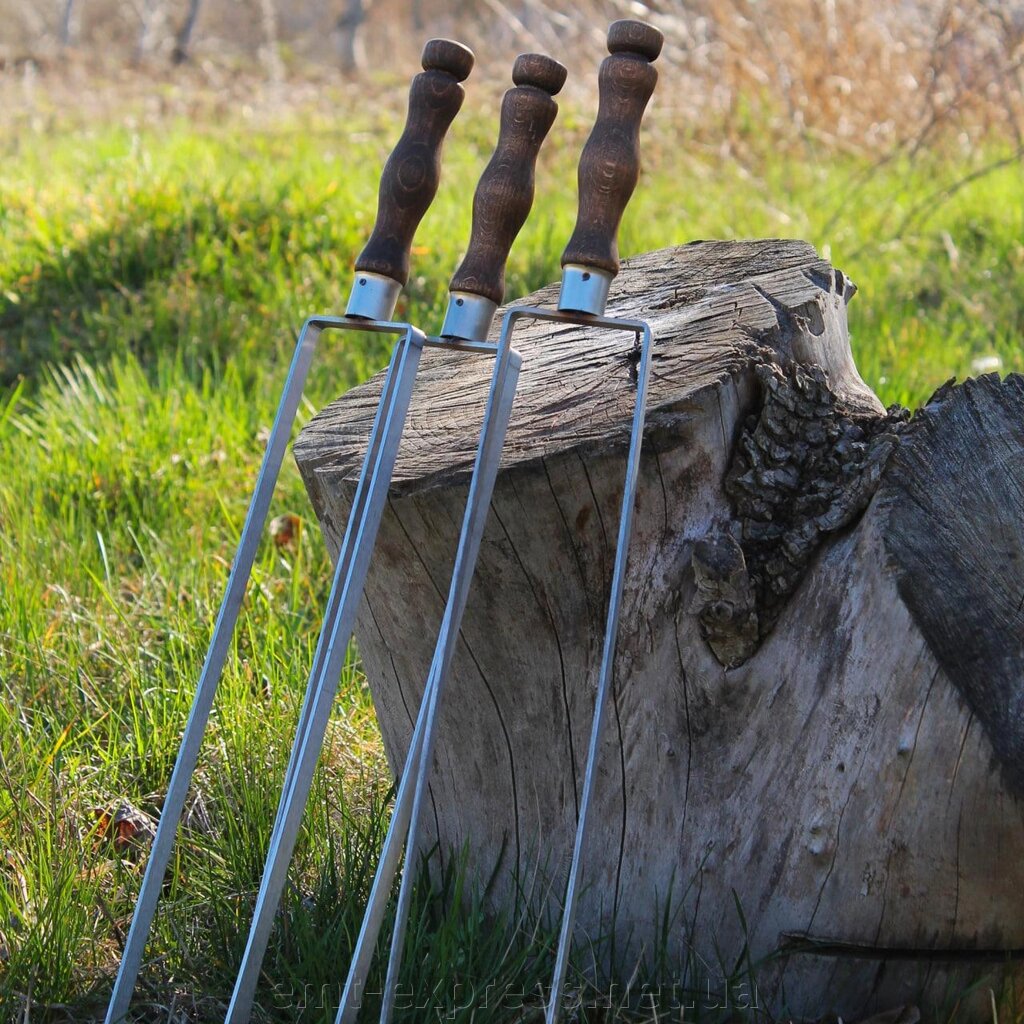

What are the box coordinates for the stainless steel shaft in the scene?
[224,325,425,1024]
[376,339,521,1024]
[104,319,319,1024]
[327,53,566,1024]
[542,316,655,1024]
[102,37,473,1024]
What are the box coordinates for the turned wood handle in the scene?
[560,20,663,276]
[354,38,474,286]
[448,53,567,304]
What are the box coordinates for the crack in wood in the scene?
[490,494,573,835]
[780,935,1024,963]
[947,713,974,810]
[672,617,693,841]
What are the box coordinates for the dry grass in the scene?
[3,0,1023,155]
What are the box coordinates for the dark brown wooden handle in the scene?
[448,53,566,304]
[560,20,663,276]
[354,38,474,286]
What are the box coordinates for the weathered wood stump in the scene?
[294,240,1024,1020]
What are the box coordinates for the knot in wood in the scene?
[692,360,908,665]
[689,534,759,668]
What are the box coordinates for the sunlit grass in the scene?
[1,106,1021,1021]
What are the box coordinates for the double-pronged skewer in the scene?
[492,21,664,1024]
[224,52,567,1024]
[103,37,474,1024]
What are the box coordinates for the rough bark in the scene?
[334,0,367,74]
[132,0,165,63]
[59,0,76,47]
[171,0,202,64]
[294,240,1024,1020]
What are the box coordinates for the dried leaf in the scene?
[103,801,158,856]
[269,512,301,548]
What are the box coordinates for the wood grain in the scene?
[353,38,473,286]
[880,373,1024,792]
[560,20,663,276]
[447,53,566,304]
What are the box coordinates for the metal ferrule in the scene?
[440,291,498,342]
[558,265,613,316]
[346,272,402,321]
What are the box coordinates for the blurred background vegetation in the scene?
[2,0,1024,153]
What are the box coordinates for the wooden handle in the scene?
[354,38,474,286]
[448,53,567,304]
[560,20,663,276]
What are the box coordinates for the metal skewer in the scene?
[336,22,661,1022]
[490,21,664,1024]
[331,53,568,1024]
[102,37,474,1024]
[223,52,566,1024]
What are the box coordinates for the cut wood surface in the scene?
[294,240,1024,1019]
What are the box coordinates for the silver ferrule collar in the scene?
[440,291,498,342]
[346,271,402,321]
[558,265,613,316]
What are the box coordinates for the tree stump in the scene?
[293,240,1024,1020]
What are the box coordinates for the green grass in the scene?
[1,106,1022,1022]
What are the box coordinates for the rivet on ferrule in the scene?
[440,291,499,342]
[558,265,613,316]
[346,272,403,321]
